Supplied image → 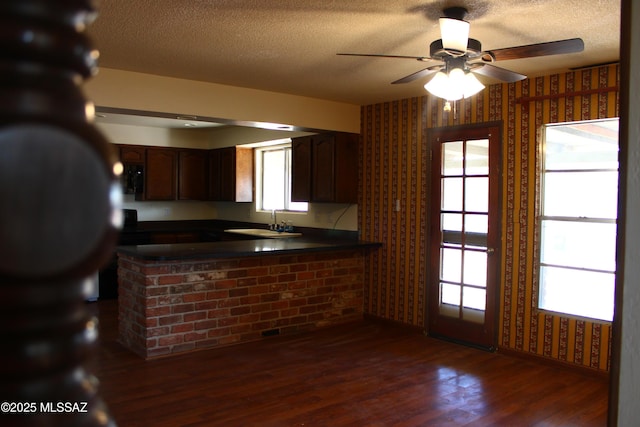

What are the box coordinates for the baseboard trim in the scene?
[497,346,610,380]
[363,313,425,335]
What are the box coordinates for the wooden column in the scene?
[0,1,120,425]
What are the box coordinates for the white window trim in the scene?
[536,118,619,323]
[253,141,308,213]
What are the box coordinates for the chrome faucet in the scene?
[269,210,277,230]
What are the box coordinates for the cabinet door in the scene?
[119,145,145,163]
[178,149,208,200]
[145,148,176,200]
[119,145,145,196]
[311,134,336,202]
[218,147,236,201]
[291,136,312,201]
[208,149,222,200]
[333,133,358,203]
[209,147,253,202]
[234,148,253,202]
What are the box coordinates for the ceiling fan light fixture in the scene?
[424,67,484,101]
[462,72,485,98]
[423,71,456,100]
[439,17,469,55]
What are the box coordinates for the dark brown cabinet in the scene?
[145,147,177,201]
[291,132,358,203]
[291,136,312,202]
[116,144,255,203]
[178,149,208,200]
[119,145,145,196]
[209,147,253,202]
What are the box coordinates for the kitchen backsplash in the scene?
[121,194,358,231]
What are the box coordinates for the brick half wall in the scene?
[117,250,365,358]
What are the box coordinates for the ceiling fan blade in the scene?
[391,65,442,84]
[483,38,584,62]
[337,53,431,62]
[472,63,526,83]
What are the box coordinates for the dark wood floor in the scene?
[90,300,608,426]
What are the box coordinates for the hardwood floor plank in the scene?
[90,300,608,426]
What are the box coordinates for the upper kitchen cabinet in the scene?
[178,149,208,201]
[119,145,145,196]
[292,132,358,203]
[144,147,177,201]
[209,146,253,202]
[291,136,312,202]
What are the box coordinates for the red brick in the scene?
[207,308,231,318]
[269,265,289,274]
[183,292,207,302]
[278,273,297,283]
[239,295,260,305]
[205,290,228,300]
[158,314,183,326]
[171,303,195,314]
[251,303,271,313]
[183,311,207,322]
[208,327,230,338]
[296,271,315,281]
[257,275,278,285]
[280,308,299,317]
[249,285,270,295]
[171,323,194,333]
[145,306,171,317]
[218,317,239,327]
[238,277,258,287]
[260,293,279,303]
[229,287,249,297]
[147,326,170,337]
[158,335,183,346]
[230,306,251,316]
[215,279,237,289]
[271,300,289,310]
[184,331,207,342]
[142,265,172,275]
[260,311,279,321]
[158,275,184,285]
[194,319,218,330]
[231,324,252,334]
[195,301,218,311]
[238,314,260,324]
[289,263,308,272]
[247,267,269,276]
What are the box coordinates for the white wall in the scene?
[85,68,360,134]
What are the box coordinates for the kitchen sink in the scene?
[224,228,302,238]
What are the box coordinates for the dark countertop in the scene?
[116,237,381,261]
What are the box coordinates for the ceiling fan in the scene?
[338,6,584,100]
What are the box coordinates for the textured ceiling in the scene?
[89,0,620,107]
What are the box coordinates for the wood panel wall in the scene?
[359,64,619,372]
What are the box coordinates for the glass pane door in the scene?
[428,124,501,350]
[439,139,489,324]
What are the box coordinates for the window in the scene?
[255,142,308,212]
[538,118,619,322]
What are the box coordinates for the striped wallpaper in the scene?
[359,64,619,372]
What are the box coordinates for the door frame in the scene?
[425,121,503,350]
